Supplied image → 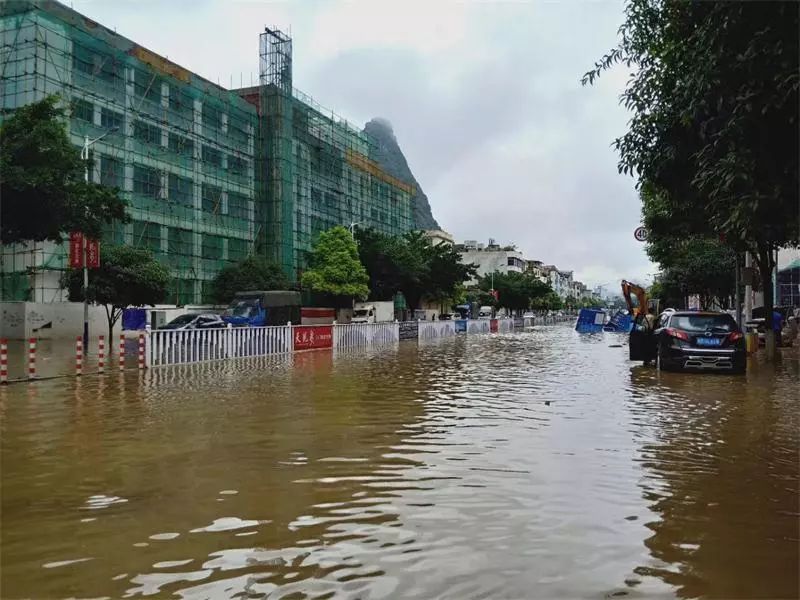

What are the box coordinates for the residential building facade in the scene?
[459,239,525,286]
[0,0,415,303]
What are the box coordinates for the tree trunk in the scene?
[756,244,776,361]
[104,305,114,356]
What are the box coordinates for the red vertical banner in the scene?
[69,232,84,268]
[86,239,100,268]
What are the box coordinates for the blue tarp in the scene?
[122,308,147,331]
[575,308,606,333]
[603,311,633,333]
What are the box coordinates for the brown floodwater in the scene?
[1,327,798,599]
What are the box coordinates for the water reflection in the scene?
[627,360,799,599]
[1,328,797,598]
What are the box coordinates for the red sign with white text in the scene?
[69,232,84,268]
[86,238,100,268]
[293,325,333,351]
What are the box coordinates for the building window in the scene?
[227,154,247,175]
[167,227,193,266]
[169,86,193,114]
[228,238,248,262]
[133,120,161,145]
[202,234,223,260]
[168,133,194,157]
[133,220,161,253]
[134,68,162,103]
[202,145,222,167]
[100,155,123,189]
[168,173,193,206]
[202,183,222,213]
[72,97,93,122]
[133,164,161,198]
[202,103,222,129]
[72,43,122,84]
[227,192,249,219]
[101,107,123,131]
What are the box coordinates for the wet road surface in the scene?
[1,326,798,598]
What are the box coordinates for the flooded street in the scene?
[1,326,798,599]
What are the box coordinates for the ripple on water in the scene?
[189,517,268,533]
[1,327,797,599]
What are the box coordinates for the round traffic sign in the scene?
[634,226,647,242]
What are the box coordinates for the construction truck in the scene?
[621,280,660,363]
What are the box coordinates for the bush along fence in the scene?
[0,314,574,380]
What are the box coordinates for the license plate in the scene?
[696,337,721,346]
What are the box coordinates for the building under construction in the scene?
[0,0,415,303]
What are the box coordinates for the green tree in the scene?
[584,1,799,357]
[64,245,170,346]
[301,226,369,300]
[531,291,563,312]
[1,95,128,244]
[354,228,407,300]
[211,256,288,304]
[478,271,552,312]
[354,228,476,311]
[421,236,477,311]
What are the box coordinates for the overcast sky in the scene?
[74,0,654,289]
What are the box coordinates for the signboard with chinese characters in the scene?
[293,325,333,351]
[86,238,100,268]
[69,232,84,268]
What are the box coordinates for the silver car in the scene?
[159,313,225,330]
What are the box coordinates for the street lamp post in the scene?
[79,127,118,347]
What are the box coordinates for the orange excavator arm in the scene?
[621,280,648,317]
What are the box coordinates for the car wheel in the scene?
[657,346,672,372]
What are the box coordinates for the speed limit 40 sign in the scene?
[634,227,648,242]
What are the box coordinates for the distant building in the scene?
[459,239,525,286]
[525,260,548,284]
[423,229,454,246]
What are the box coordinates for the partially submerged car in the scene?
[630,310,746,374]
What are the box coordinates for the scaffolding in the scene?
[1,0,258,303]
[255,28,414,280]
[1,1,416,301]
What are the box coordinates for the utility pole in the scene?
[744,252,753,322]
[734,253,741,326]
[79,127,118,347]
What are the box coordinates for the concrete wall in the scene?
[1,301,122,340]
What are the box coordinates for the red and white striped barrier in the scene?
[119,334,125,371]
[0,339,8,384]
[75,336,83,376]
[28,337,37,379]
[138,333,145,370]
[98,335,105,373]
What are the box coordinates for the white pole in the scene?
[82,135,90,348]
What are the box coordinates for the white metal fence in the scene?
[333,322,400,350]
[418,320,456,340]
[148,325,292,366]
[144,315,547,369]
[467,319,491,334]
[497,319,514,333]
